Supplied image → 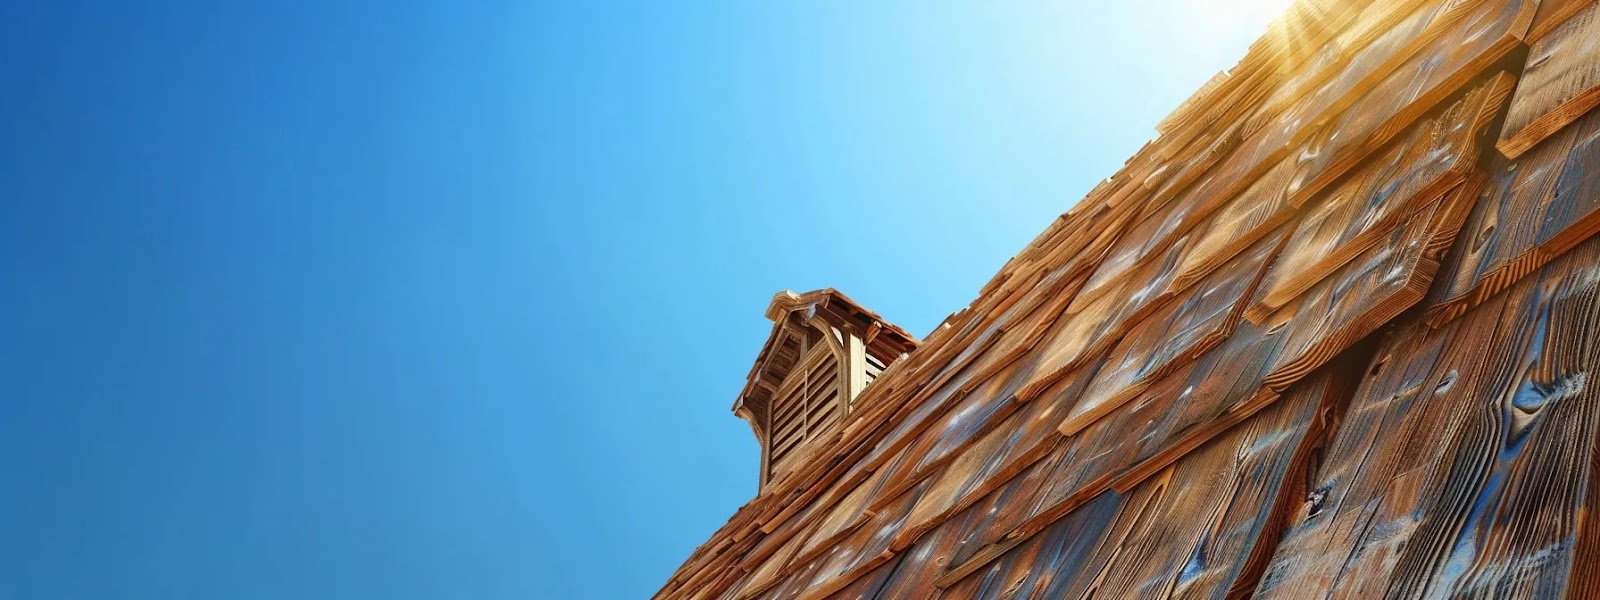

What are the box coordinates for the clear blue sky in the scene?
[0,2,1285,598]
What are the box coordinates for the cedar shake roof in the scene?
[659,0,1600,597]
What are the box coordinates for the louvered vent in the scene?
[732,289,918,489]
[767,345,841,479]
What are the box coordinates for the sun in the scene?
[1208,0,1300,18]
[1177,0,1303,50]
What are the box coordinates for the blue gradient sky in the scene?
[1,1,1286,598]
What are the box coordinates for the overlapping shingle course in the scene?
[657,1,1600,597]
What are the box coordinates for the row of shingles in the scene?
[656,206,1102,598]
[999,0,1458,405]
[731,55,1289,600]
[918,174,1479,598]
[722,257,1103,600]
[801,191,1266,597]
[1097,174,1483,495]
[732,280,1099,600]
[705,49,1285,592]
[858,307,1095,515]
[1132,0,1528,309]
[921,35,1520,594]
[1120,0,1389,226]
[1245,71,1508,322]
[1017,0,1516,432]
[1071,174,1486,575]
[658,0,1408,595]
[1428,14,1600,326]
[1059,72,1512,442]
[832,184,1148,478]
[724,79,1290,597]
[1280,0,1536,206]
[831,338,1323,600]
[1243,49,1522,389]
[752,227,1156,600]
[1149,0,1474,263]
[1132,0,1516,310]
[654,1,1344,595]
[947,77,1497,598]
[927,321,1294,589]
[1149,0,1379,159]
[657,206,1123,600]
[922,231,1311,587]
[820,429,1095,600]
[727,470,886,600]
[743,477,933,600]
[842,222,1136,496]
[851,0,1536,595]
[1057,227,1291,436]
[1054,0,1442,316]
[735,452,923,597]
[936,354,1368,600]
[1017,175,1473,577]
[730,1,1438,594]
[710,183,1163,600]
[795,362,1112,600]
[1256,163,1487,392]
[1255,232,1600,599]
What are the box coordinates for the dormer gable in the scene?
[733,289,916,488]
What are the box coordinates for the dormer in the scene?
[733,289,917,489]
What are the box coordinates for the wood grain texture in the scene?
[932,313,1305,589]
[889,410,1073,553]
[811,359,1106,594]
[1248,80,1504,321]
[943,365,1356,599]
[1007,275,1136,403]
[1168,159,1299,294]
[786,479,931,600]
[1284,0,1529,205]
[940,491,1126,600]
[1165,0,1491,240]
[1499,2,1600,158]
[1253,0,1441,122]
[1154,0,1381,150]
[1060,229,1288,436]
[1061,367,1360,600]
[1428,109,1600,327]
[1262,175,1480,392]
[1075,198,1200,310]
[1527,0,1598,43]
[1256,235,1600,598]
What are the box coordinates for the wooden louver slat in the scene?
[768,344,846,479]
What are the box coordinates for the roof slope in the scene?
[657,0,1600,597]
